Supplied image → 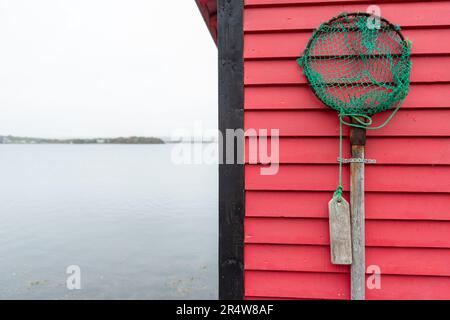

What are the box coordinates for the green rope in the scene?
[333,117,344,200]
[334,101,402,201]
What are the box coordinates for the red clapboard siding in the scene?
[241,0,450,300]
[246,271,349,300]
[245,164,450,192]
[245,137,450,164]
[245,0,424,5]
[245,218,450,248]
[244,2,450,31]
[244,57,450,85]
[245,296,309,300]
[244,28,450,58]
[367,274,450,300]
[245,84,450,110]
[245,271,450,300]
[244,110,450,137]
[246,244,349,273]
[245,244,450,276]
[246,191,450,221]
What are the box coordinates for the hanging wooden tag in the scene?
[328,197,352,265]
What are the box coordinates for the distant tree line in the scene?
[0,135,165,144]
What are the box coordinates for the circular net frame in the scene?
[299,12,411,116]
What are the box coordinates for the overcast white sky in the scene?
[0,0,217,138]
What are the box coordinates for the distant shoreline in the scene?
[0,135,217,145]
[0,135,165,145]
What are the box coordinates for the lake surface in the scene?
[0,144,218,299]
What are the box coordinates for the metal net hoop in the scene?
[298,12,411,119]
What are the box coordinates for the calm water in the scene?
[0,144,218,299]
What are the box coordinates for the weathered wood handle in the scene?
[350,120,366,300]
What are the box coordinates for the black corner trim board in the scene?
[218,0,244,300]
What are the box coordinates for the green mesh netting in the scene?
[297,12,412,200]
[297,12,411,124]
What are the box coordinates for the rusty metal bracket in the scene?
[337,157,376,164]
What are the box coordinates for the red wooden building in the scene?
[196,0,450,300]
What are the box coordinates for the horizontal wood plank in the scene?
[244,28,450,58]
[246,191,450,220]
[245,270,450,299]
[245,244,450,276]
[244,2,450,31]
[245,137,450,164]
[245,217,450,248]
[245,296,305,300]
[244,57,450,85]
[245,0,428,6]
[244,109,450,137]
[245,84,450,110]
[245,164,450,192]
[246,270,349,299]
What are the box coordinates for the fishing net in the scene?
[297,12,411,127]
[297,12,412,199]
